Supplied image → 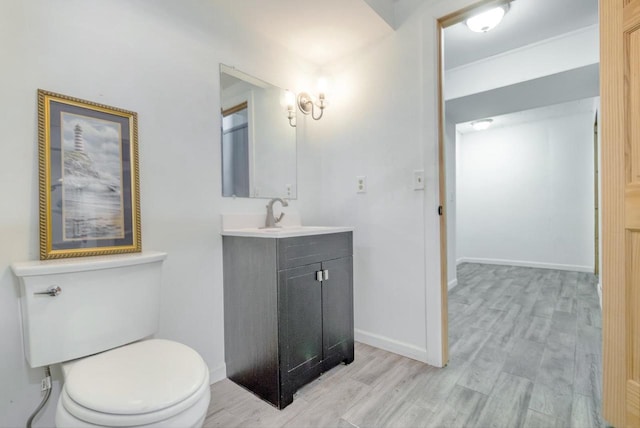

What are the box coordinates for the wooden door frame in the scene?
[435,0,511,366]
[600,1,637,426]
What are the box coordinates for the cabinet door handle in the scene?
[323,269,329,280]
[316,271,323,282]
[34,286,62,297]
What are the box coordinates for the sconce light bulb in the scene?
[318,93,326,110]
[286,91,297,128]
[285,90,295,109]
[317,77,329,96]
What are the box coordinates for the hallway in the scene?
[448,263,603,427]
[204,263,603,427]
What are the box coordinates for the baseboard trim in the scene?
[208,333,428,383]
[448,279,458,291]
[456,257,593,273]
[354,329,427,363]
[209,362,227,384]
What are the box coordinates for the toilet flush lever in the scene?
[34,286,62,297]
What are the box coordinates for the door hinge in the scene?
[438,205,443,216]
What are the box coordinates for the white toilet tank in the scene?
[11,252,167,368]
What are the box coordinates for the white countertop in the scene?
[221,226,354,238]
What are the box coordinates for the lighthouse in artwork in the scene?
[74,124,85,152]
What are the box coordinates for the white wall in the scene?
[0,1,317,426]
[309,21,430,362]
[445,119,458,289]
[310,0,526,368]
[456,102,596,271]
[306,0,519,367]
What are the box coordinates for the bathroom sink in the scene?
[222,225,354,238]
[220,213,353,238]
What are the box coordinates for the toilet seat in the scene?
[56,339,210,427]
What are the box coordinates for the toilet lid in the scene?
[65,339,207,415]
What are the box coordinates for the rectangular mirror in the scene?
[220,64,297,199]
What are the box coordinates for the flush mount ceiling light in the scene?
[471,119,494,131]
[466,4,509,33]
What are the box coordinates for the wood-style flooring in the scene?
[204,263,604,428]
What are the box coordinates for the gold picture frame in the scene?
[37,89,141,259]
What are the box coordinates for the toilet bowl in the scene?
[55,339,210,428]
[11,252,210,428]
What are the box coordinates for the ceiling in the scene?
[213,0,395,67]
[213,0,599,127]
[444,0,598,70]
[213,0,597,70]
[444,0,599,129]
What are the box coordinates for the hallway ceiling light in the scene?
[471,119,494,130]
[466,5,509,33]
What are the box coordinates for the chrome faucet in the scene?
[264,198,289,228]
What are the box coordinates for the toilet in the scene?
[12,252,210,428]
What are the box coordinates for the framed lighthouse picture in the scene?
[37,90,141,259]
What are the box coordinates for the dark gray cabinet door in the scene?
[225,233,353,409]
[278,263,323,404]
[321,256,355,368]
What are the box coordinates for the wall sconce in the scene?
[286,79,330,124]
[296,78,328,121]
[297,92,326,120]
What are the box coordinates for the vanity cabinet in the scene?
[223,232,354,409]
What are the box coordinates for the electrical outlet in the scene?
[413,170,425,190]
[356,176,367,193]
[286,184,292,197]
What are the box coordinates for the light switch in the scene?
[413,170,425,190]
[357,176,367,193]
